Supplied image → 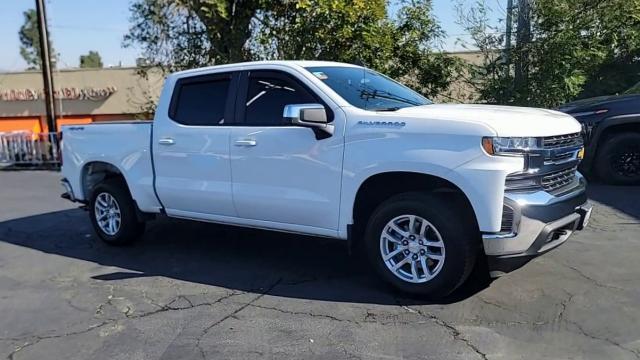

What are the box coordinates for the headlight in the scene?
[482,137,542,156]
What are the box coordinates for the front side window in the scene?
[305,66,431,111]
[244,71,318,126]
[172,77,230,126]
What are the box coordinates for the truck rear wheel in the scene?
[89,180,145,245]
[363,192,477,297]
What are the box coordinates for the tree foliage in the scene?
[79,51,103,68]
[384,1,464,98]
[124,0,461,99]
[253,0,389,66]
[458,0,640,107]
[124,0,264,72]
[254,0,463,98]
[19,9,56,70]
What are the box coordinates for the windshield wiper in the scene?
[373,106,402,111]
[360,89,423,107]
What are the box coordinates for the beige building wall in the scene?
[0,67,163,132]
[442,50,487,103]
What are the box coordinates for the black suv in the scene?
[558,86,640,185]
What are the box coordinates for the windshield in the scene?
[305,66,432,111]
[624,81,640,94]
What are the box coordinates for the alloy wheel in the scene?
[612,145,640,178]
[379,214,445,283]
[94,192,122,236]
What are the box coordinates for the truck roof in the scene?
[171,60,361,77]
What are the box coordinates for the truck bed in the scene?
[61,121,162,212]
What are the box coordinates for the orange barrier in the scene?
[0,118,42,134]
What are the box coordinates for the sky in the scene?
[0,0,506,72]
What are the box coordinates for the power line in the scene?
[50,24,129,33]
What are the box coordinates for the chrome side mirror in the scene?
[283,104,333,137]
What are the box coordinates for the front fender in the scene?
[338,131,524,237]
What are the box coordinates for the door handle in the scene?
[234,139,257,147]
[158,137,175,145]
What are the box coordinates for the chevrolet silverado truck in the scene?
[60,61,592,296]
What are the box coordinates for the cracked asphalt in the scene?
[1,170,639,359]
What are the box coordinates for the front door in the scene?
[229,70,344,232]
[153,72,238,218]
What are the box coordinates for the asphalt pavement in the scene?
[1,170,639,360]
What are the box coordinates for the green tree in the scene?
[384,0,464,98]
[253,0,390,67]
[124,0,461,100]
[254,0,462,98]
[79,51,103,68]
[458,0,640,107]
[18,8,57,69]
[124,0,263,72]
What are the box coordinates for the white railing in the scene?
[0,131,61,168]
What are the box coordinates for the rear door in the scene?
[229,69,344,233]
[153,72,238,218]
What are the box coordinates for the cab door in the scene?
[153,72,239,218]
[229,69,344,233]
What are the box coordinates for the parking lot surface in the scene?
[1,170,639,360]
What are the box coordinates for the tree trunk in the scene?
[514,0,531,101]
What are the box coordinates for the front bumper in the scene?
[483,173,592,276]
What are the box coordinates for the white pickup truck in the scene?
[61,61,592,296]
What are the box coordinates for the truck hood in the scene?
[396,104,582,137]
[556,94,640,113]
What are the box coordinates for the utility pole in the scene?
[503,0,514,102]
[514,0,531,99]
[35,0,57,133]
[504,0,514,73]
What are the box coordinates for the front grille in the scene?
[550,152,573,162]
[505,133,583,194]
[541,166,578,192]
[500,205,515,233]
[543,133,582,149]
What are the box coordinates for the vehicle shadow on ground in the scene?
[0,208,491,306]
[587,184,640,221]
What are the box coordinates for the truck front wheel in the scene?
[363,192,477,297]
[595,133,640,185]
[89,180,145,245]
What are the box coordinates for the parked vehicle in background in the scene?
[60,61,592,297]
[558,89,640,185]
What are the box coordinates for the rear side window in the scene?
[170,76,231,126]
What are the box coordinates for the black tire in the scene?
[363,192,478,297]
[89,179,145,245]
[594,133,640,185]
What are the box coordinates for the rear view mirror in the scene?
[283,104,333,138]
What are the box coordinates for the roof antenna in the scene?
[353,58,369,109]
[352,58,367,67]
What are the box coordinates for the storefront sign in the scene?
[0,86,117,101]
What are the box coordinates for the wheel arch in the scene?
[591,115,640,161]
[80,161,131,201]
[349,171,480,248]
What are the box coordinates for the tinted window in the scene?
[305,66,431,111]
[244,72,317,126]
[624,82,640,94]
[173,78,230,125]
